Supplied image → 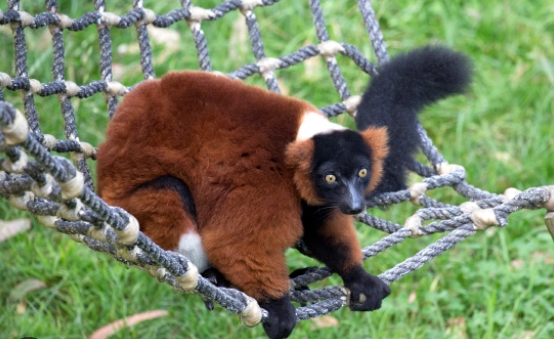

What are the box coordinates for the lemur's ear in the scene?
[360,127,389,193]
[285,139,325,205]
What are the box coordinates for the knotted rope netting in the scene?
[1,0,554,328]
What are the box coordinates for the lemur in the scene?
[96,45,471,339]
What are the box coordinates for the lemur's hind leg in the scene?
[301,203,390,311]
[109,176,210,272]
[200,185,303,339]
[111,175,231,310]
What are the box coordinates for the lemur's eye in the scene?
[359,169,368,177]
[325,174,336,183]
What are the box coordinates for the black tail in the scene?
[355,45,472,196]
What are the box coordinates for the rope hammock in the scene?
[1,0,553,329]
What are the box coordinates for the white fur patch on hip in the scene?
[296,111,346,141]
[175,232,209,272]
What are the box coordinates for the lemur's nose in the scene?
[340,186,365,215]
[340,179,366,215]
[342,204,364,215]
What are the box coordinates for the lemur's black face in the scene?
[311,130,372,215]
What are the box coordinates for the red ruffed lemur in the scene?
[96,46,471,339]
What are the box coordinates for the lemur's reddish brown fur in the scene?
[318,212,362,272]
[360,127,388,193]
[120,186,197,251]
[96,71,387,301]
[284,139,322,206]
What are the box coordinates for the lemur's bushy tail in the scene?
[355,45,472,196]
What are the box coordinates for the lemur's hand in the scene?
[259,295,297,339]
[342,265,391,311]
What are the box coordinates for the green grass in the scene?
[1,0,553,338]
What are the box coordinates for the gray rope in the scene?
[454,180,500,201]
[320,102,348,117]
[355,212,403,234]
[243,7,280,92]
[309,0,350,100]
[0,101,257,318]
[418,123,445,167]
[366,190,411,207]
[50,40,65,81]
[356,0,388,65]
[1,0,552,327]
[419,196,454,209]
[378,224,477,284]
[98,21,115,81]
[134,5,155,79]
[341,43,379,76]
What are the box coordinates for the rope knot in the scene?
[55,13,74,30]
[28,79,43,95]
[58,171,84,200]
[543,186,554,211]
[116,245,143,262]
[56,199,83,221]
[175,262,199,291]
[31,174,54,198]
[12,11,33,28]
[504,187,522,201]
[1,109,29,146]
[187,6,214,23]
[459,201,480,214]
[42,134,58,149]
[437,162,465,175]
[76,141,97,159]
[404,215,423,237]
[137,8,156,26]
[241,0,263,12]
[470,208,498,230]
[318,40,345,61]
[100,12,121,28]
[9,191,34,211]
[2,152,28,173]
[408,182,428,205]
[105,81,128,97]
[114,214,140,245]
[343,95,361,116]
[0,72,12,89]
[257,57,282,74]
[37,215,59,228]
[147,266,168,281]
[88,224,110,242]
[239,297,263,327]
[64,81,80,97]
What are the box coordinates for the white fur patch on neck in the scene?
[175,232,209,272]
[296,111,346,141]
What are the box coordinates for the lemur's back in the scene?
[97,71,312,227]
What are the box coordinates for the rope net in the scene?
[1,0,553,327]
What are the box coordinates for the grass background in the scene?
[1,0,553,338]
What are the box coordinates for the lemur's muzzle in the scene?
[339,180,366,215]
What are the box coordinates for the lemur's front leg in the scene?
[301,203,390,311]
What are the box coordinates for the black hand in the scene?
[342,265,391,311]
[259,295,297,339]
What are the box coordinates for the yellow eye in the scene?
[325,174,336,183]
[359,169,368,177]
